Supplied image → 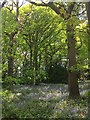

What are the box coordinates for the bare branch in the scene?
[4,29,18,38]
[5,6,12,12]
[47,2,60,15]
[30,1,47,6]
[0,0,7,9]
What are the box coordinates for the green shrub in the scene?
[46,61,68,84]
[21,69,47,85]
[2,76,21,88]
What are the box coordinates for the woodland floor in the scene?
[2,81,90,119]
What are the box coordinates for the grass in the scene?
[2,82,90,119]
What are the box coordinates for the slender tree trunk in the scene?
[86,2,90,27]
[66,24,80,98]
[34,48,38,71]
[33,32,38,85]
[8,56,14,76]
[38,53,41,69]
[45,46,48,71]
[29,44,33,69]
[8,35,14,76]
[25,34,33,69]
[34,32,38,72]
[16,0,19,22]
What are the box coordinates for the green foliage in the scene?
[3,100,53,118]
[2,8,18,33]
[46,60,68,84]
[3,76,21,88]
[1,1,89,119]
[21,69,47,85]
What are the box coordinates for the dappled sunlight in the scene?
[11,82,89,102]
[12,84,69,101]
[79,82,90,96]
[16,93,22,96]
[2,83,89,118]
[53,97,88,118]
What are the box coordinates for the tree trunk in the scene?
[86,2,90,27]
[34,33,38,72]
[8,35,14,76]
[38,53,41,69]
[8,56,14,76]
[29,45,33,69]
[45,46,48,71]
[66,24,80,98]
[33,32,38,85]
[16,0,19,22]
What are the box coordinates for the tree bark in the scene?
[7,34,14,76]
[86,2,90,27]
[29,35,33,69]
[66,24,80,98]
[8,56,14,76]
[5,31,17,76]
[34,32,38,72]
[33,32,38,85]
[30,46,33,69]
[44,46,48,71]
[38,53,41,69]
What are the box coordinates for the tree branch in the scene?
[4,29,18,38]
[29,2,65,18]
[66,2,76,19]
[30,1,47,6]
[68,2,76,14]
[0,0,7,9]
[47,2,60,15]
